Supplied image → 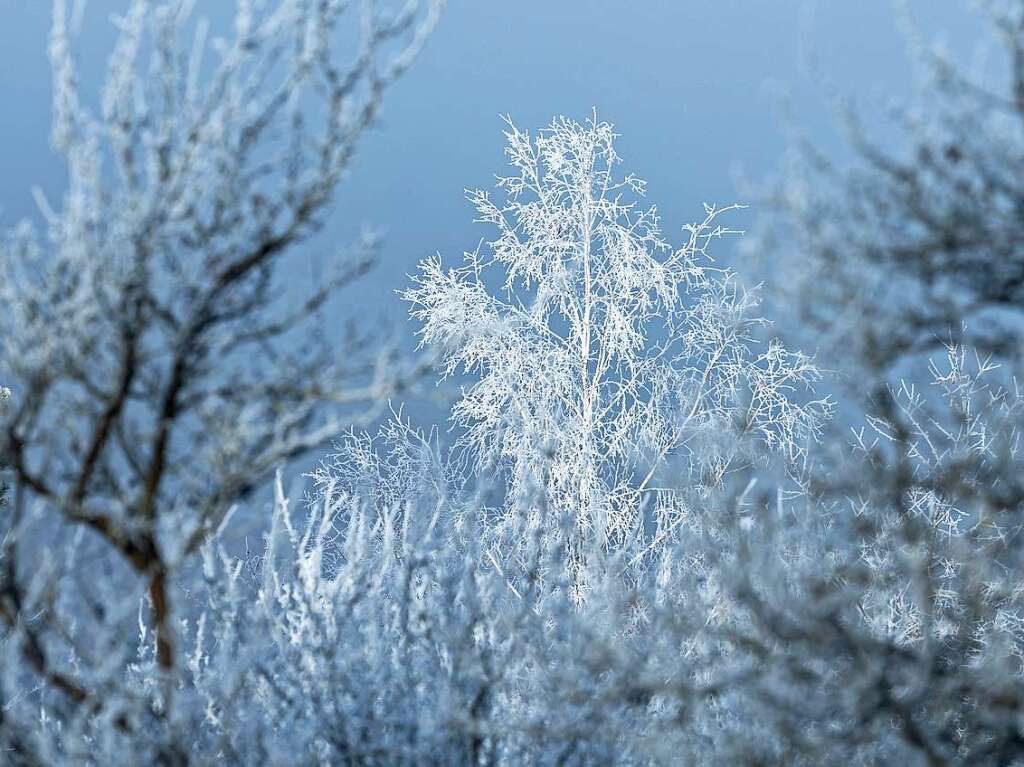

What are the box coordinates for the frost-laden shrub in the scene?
[186,344,1024,765]
[7,347,1024,765]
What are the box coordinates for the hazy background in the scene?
[0,1,984,409]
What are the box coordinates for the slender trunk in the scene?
[149,568,175,671]
[573,179,595,600]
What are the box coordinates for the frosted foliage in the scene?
[7,0,1024,763]
[0,0,443,757]
[405,116,829,581]
[849,344,1024,655]
[751,1,1024,379]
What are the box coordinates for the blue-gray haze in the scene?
[0,1,980,420]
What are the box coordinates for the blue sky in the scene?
[0,1,980,326]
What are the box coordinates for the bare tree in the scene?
[0,0,440,728]
[753,2,1024,378]
[703,3,1024,762]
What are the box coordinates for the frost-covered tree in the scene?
[712,4,1024,761]
[0,0,440,749]
[405,115,829,589]
[753,2,1024,377]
